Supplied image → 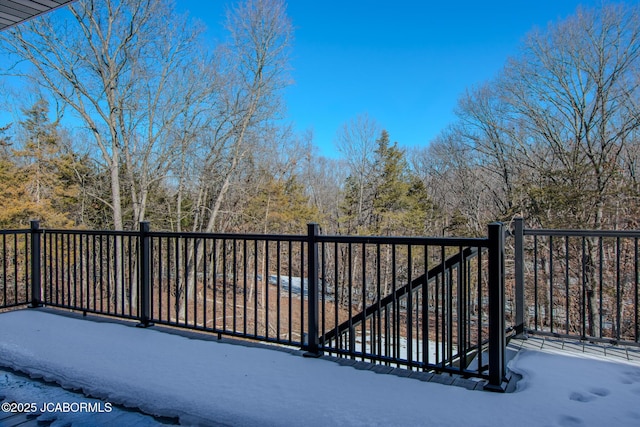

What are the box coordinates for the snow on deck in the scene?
[1,308,640,426]
[1,367,165,426]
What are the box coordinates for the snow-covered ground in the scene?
[1,309,639,426]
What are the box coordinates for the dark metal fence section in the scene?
[314,223,505,387]
[0,221,507,388]
[0,228,31,309]
[147,229,309,347]
[40,227,141,320]
[513,218,640,345]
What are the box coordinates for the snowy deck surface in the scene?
[1,308,640,426]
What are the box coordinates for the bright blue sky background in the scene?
[228,0,607,158]
[6,0,617,159]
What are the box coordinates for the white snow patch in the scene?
[1,309,639,426]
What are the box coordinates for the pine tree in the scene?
[370,130,410,234]
[340,129,434,236]
[5,99,87,228]
[244,174,320,234]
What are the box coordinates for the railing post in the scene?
[29,220,42,308]
[137,221,153,328]
[514,217,526,337]
[485,222,506,392]
[304,223,322,357]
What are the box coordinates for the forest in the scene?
[1,0,639,237]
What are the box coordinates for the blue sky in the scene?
[178,0,612,157]
[283,0,607,157]
[2,0,613,158]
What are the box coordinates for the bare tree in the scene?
[182,0,293,235]
[1,0,216,311]
[335,113,380,233]
[459,3,640,336]
[454,83,529,222]
[301,145,347,234]
[413,127,491,236]
[502,3,640,228]
[1,0,211,230]
[174,0,293,319]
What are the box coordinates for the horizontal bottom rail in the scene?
[319,346,491,380]
[523,328,640,348]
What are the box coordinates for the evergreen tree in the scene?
[340,129,434,236]
[3,99,89,228]
[244,173,320,234]
[370,130,410,234]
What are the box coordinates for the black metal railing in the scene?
[147,226,310,345]
[0,221,507,389]
[0,226,32,309]
[512,218,640,345]
[39,227,142,320]
[313,223,504,388]
[320,245,486,375]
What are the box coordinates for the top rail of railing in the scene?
[315,234,489,247]
[39,227,490,248]
[0,229,30,235]
[524,228,640,238]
